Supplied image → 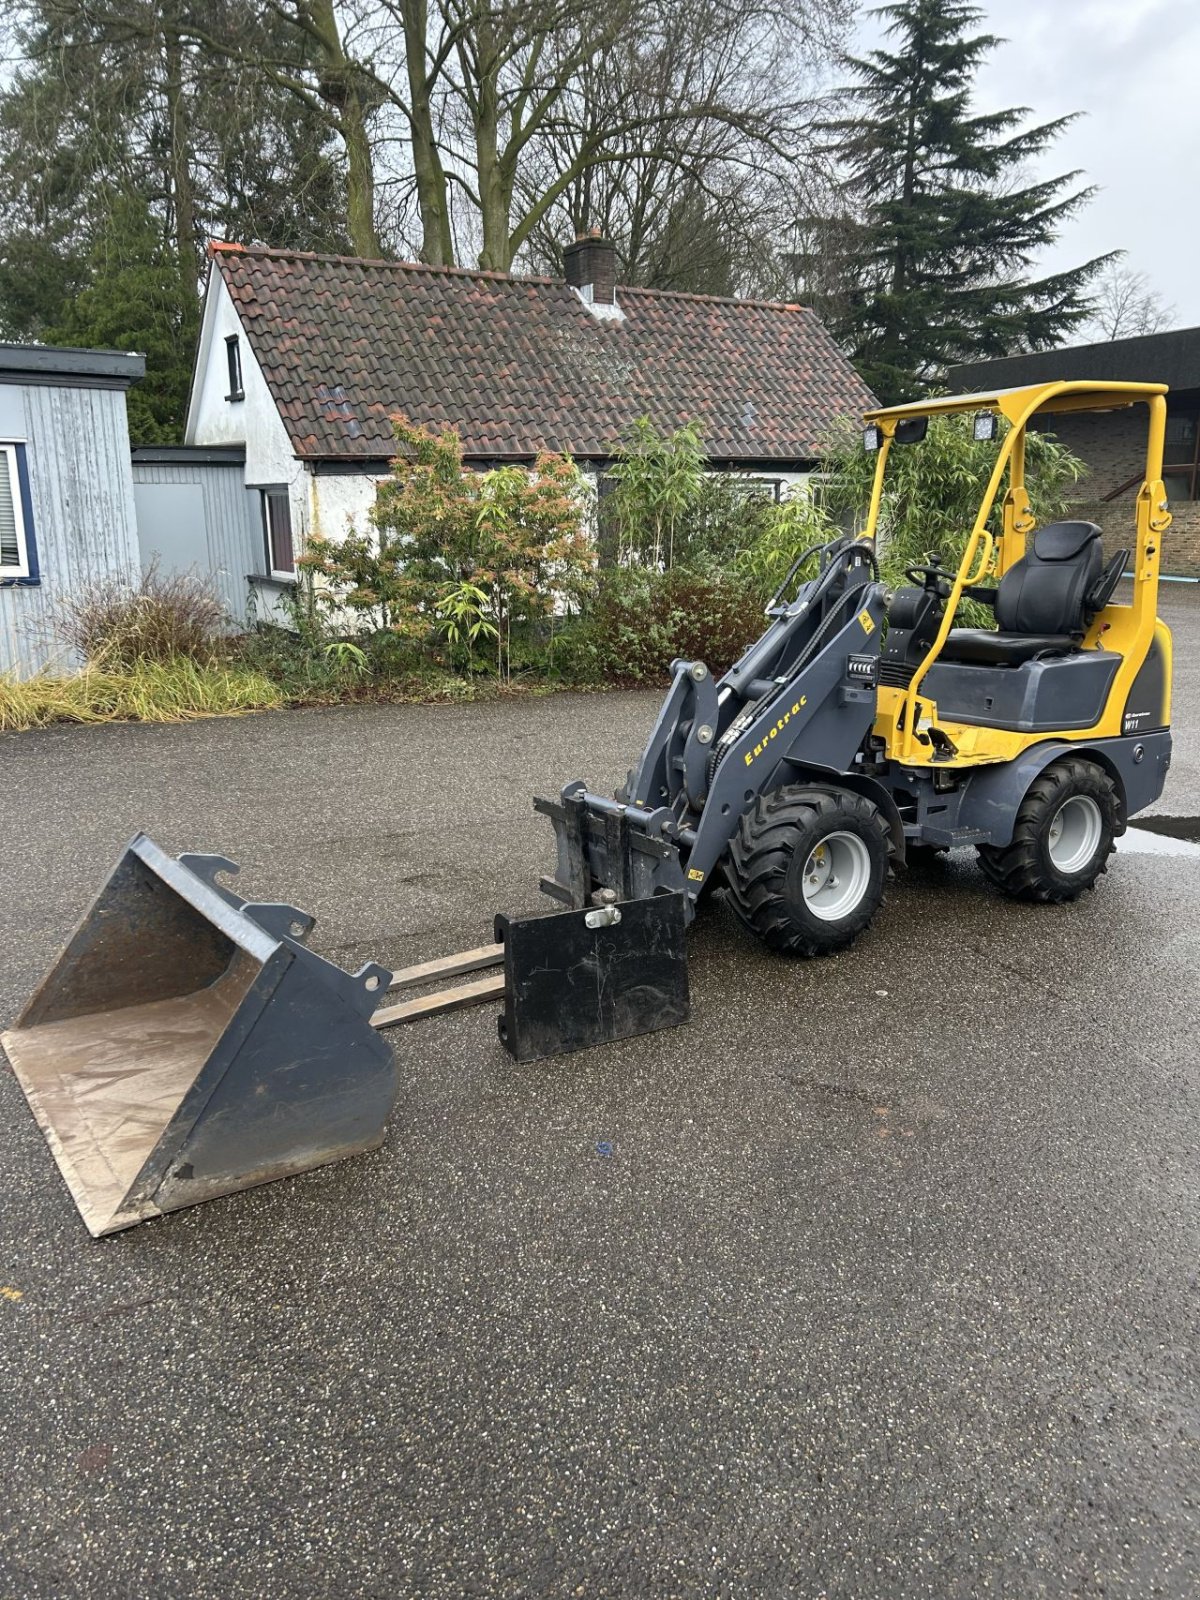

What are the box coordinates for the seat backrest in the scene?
[994,521,1103,636]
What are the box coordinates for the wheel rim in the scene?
[1047,794,1103,874]
[800,830,873,921]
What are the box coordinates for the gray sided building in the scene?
[130,445,292,630]
[0,344,144,677]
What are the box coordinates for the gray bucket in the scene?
[1,836,395,1236]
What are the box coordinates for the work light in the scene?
[863,424,881,451]
[973,411,998,442]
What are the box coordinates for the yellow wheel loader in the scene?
[2,381,1173,1235]
[541,380,1172,943]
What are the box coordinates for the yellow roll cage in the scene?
[859,381,1172,766]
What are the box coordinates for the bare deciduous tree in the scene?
[2,0,857,310]
[515,0,852,291]
[1085,261,1175,341]
[180,0,853,274]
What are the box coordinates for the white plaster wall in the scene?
[309,473,383,544]
[185,271,309,551]
[309,464,814,555]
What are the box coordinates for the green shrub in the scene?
[301,418,595,680]
[731,492,839,593]
[233,623,350,701]
[557,567,766,685]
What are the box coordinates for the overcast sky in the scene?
[851,0,1200,330]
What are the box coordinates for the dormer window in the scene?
[225,335,244,402]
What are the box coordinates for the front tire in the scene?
[725,786,892,955]
[976,756,1119,902]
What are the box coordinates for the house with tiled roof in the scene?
[182,234,873,602]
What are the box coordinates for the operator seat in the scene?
[939,520,1105,667]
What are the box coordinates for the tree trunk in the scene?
[401,0,454,265]
[341,90,380,256]
[161,8,197,288]
[472,18,512,271]
[310,0,380,257]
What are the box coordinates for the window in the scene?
[261,488,295,576]
[725,477,785,505]
[225,335,244,402]
[0,442,37,584]
[1162,409,1199,501]
[1103,408,1200,504]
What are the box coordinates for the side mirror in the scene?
[894,417,929,445]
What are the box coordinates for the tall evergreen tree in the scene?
[0,1,351,440]
[46,193,196,444]
[823,0,1110,401]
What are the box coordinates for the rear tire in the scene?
[976,756,1118,903]
[725,786,892,956]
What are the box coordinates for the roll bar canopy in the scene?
[864,380,1169,428]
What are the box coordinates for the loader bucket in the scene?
[1,835,395,1237]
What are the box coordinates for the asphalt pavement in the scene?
[0,589,1197,1599]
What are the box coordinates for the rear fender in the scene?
[954,734,1172,845]
[955,741,1075,848]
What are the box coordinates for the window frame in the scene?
[259,486,296,579]
[1162,408,1200,501]
[225,335,245,403]
[726,476,786,506]
[0,441,39,586]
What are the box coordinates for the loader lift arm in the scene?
[537,536,889,917]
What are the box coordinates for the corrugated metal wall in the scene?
[131,460,264,625]
[0,382,140,678]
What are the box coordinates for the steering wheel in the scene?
[905,564,953,598]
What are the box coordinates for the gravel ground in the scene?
[0,590,1197,1599]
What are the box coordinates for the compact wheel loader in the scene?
[1,381,1174,1235]
[540,378,1173,946]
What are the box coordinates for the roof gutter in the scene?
[0,344,145,388]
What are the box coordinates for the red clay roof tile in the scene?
[213,245,874,462]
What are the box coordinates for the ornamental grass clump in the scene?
[0,659,283,732]
[52,564,231,668]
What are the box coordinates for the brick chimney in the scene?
[564,229,622,320]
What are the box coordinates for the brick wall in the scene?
[1070,497,1200,579]
[1034,411,1147,498]
[1035,412,1200,578]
